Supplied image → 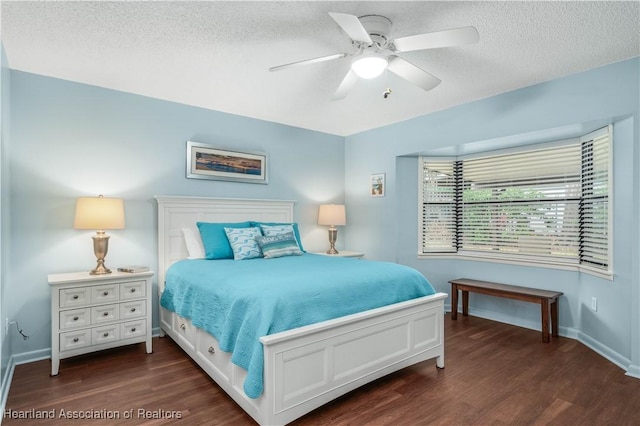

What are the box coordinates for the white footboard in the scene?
[160,292,446,425]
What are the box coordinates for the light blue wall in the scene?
[344,58,640,373]
[7,71,344,356]
[1,45,11,391]
[5,57,639,379]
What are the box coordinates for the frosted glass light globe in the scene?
[351,56,388,79]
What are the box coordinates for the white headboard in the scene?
[155,196,295,292]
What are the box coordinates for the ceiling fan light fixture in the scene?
[351,55,388,79]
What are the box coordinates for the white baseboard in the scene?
[446,303,572,337]
[1,348,50,424]
[1,315,636,424]
[574,330,631,373]
[11,348,50,366]
[445,304,633,377]
[0,355,16,426]
[626,364,640,379]
[0,327,165,425]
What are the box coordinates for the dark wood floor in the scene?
[4,314,640,425]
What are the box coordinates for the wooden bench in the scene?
[448,278,563,343]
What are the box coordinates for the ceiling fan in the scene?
[269,12,479,100]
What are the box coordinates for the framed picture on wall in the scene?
[370,173,385,197]
[186,141,268,184]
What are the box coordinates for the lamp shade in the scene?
[318,204,346,226]
[74,196,125,230]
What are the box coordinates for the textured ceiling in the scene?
[1,1,639,136]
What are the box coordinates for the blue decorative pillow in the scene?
[197,221,251,259]
[255,222,305,252]
[255,232,303,259]
[224,227,263,260]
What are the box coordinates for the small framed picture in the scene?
[186,141,268,184]
[370,173,385,197]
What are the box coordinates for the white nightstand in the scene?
[48,270,154,376]
[314,250,365,258]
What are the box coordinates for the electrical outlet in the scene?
[591,297,598,312]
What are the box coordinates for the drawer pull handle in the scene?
[103,291,109,296]
[131,327,136,332]
[73,337,79,343]
[73,316,79,321]
[73,295,79,300]
[180,323,186,331]
[103,332,109,337]
[208,346,215,354]
[130,288,136,293]
[103,312,109,317]
[130,308,136,313]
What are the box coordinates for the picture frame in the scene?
[370,173,385,197]
[186,141,268,184]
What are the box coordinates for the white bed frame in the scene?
[156,196,447,425]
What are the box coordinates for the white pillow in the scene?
[181,227,206,259]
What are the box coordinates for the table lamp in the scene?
[318,204,346,254]
[74,195,125,275]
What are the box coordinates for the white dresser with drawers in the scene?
[48,270,154,375]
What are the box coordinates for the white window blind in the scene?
[580,128,610,269]
[420,126,611,272]
[458,144,582,262]
[421,160,458,253]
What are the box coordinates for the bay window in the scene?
[419,126,611,275]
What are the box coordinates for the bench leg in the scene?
[541,300,550,343]
[462,290,469,317]
[551,298,559,337]
[451,284,458,320]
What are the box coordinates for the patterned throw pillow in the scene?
[224,227,263,260]
[258,224,304,251]
[255,232,303,259]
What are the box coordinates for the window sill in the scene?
[417,252,613,281]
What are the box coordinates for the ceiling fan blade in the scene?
[332,69,358,101]
[393,26,479,52]
[269,53,347,72]
[328,12,372,44]
[387,56,441,92]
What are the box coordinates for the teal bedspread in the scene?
[160,254,435,399]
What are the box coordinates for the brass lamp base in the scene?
[90,231,112,275]
[326,226,340,255]
[90,263,112,275]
